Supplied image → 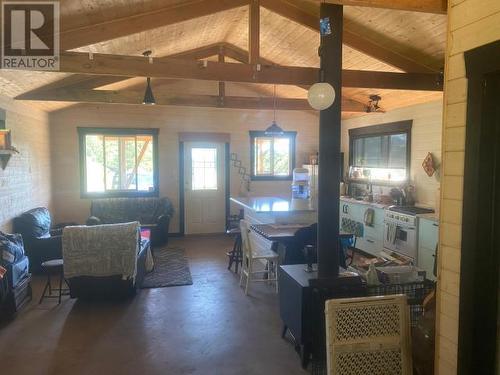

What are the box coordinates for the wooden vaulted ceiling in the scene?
[2,0,447,117]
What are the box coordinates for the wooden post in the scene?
[317,3,343,279]
[249,0,260,64]
[218,45,226,107]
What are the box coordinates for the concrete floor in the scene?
[0,235,308,375]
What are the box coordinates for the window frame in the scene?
[78,127,160,198]
[348,120,412,184]
[249,130,296,181]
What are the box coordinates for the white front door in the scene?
[184,142,226,234]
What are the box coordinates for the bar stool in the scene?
[226,228,243,273]
[39,259,70,304]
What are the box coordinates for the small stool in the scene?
[226,228,243,273]
[39,259,70,304]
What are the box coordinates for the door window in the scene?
[191,147,218,190]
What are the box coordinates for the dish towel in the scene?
[364,208,375,227]
[341,217,364,238]
[385,222,398,244]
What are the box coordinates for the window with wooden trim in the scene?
[348,120,412,184]
[249,131,296,180]
[78,128,159,197]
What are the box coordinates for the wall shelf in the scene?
[0,149,18,170]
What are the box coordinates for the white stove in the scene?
[383,206,434,260]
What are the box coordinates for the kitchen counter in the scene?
[340,196,390,210]
[230,196,316,213]
[417,213,439,222]
[231,196,317,225]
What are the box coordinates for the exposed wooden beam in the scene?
[16,88,368,112]
[249,0,261,64]
[34,43,225,94]
[19,42,372,111]
[260,0,438,73]
[55,51,316,85]
[316,0,447,14]
[168,43,222,61]
[60,0,250,50]
[32,51,442,90]
[218,46,226,105]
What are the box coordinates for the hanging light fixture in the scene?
[366,94,382,113]
[308,81,335,110]
[142,50,156,105]
[265,85,284,135]
[143,77,156,105]
[307,16,336,111]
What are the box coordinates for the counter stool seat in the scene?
[39,259,69,304]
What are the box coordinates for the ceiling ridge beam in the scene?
[60,0,250,50]
[260,0,439,73]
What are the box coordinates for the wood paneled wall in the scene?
[0,95,52,232]
[341,100,443,208]
[436,1,500,374]
[49,104,319,232]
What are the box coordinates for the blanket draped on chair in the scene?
[62,222,140,281]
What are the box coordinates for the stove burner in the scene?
[388,206,435,216]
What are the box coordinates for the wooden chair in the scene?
[239,220,279,295]
[325,294,412,375]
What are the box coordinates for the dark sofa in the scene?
[13,207,62,273]
[86,197,174,246]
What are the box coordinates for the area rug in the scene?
[141,247,193,288]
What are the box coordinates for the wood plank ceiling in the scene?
[0,0,447,117]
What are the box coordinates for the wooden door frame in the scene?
[178,138,230,236]
[458,40,500,374]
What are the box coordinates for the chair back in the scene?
[62,222,140,281]
[90,197,174,224]
[239,219,252,259]
[13,207,52,241]
[325,294,412,375]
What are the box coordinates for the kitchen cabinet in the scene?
[417,217,439,281]
[340,198,385,257]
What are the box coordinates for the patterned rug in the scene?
[141,247,193,288]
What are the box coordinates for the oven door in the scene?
[383,222,418,259]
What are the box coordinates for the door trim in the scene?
[179,140,230,236]
[458,40,500,374]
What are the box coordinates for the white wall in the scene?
[0,95,52,232]
[49,104,319,232]
[341,100,443,208]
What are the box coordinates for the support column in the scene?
[317,3,343,279]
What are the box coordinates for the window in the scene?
[191,147,218,190]
[349,121,411,183]
[79,128,159,197]
[249,131,296,180]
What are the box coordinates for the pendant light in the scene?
[265,85,284,135]
[142,50,156,105]
[307,15,336,111]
